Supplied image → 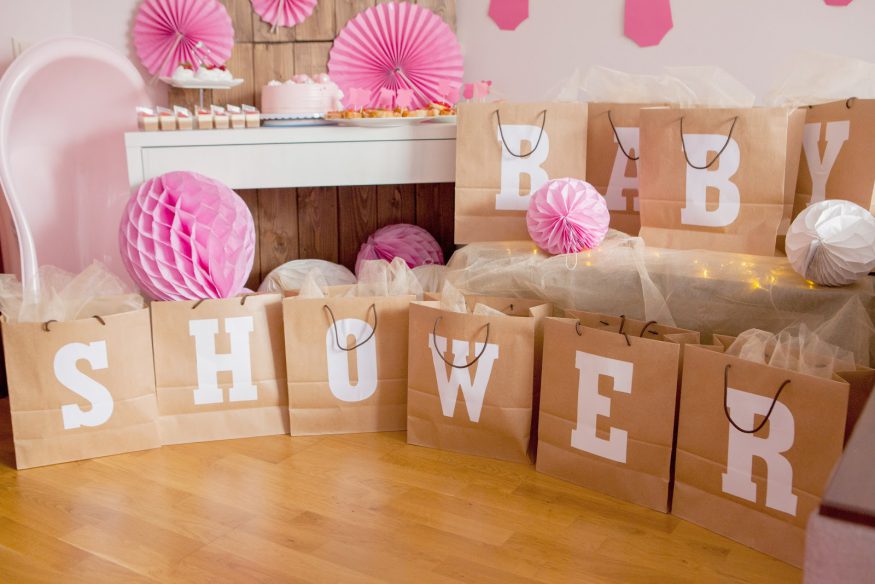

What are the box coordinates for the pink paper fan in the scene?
[328,1,464,110]
[133,0,234,77]
[251,0,317,29]
[355,224,444,276]
[526,178,610,255]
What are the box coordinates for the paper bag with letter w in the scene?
[793,98,875,217]
[536,312,698,512]
[639,107,806,255]
[406,298,551,463]
[673,342,873,567]
[151,294,289,445]
[454,102,588,243]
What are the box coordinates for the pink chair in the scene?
[0,36,148,302]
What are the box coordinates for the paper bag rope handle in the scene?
[680,116,738,170]
[608,110,639,161]
[191,294,256,309]
[43,315,105,332]
[575,316,659,344]
[431,317,491,369]
[495,109,547,158]
[323,304,378,352]
[723,363,791,434]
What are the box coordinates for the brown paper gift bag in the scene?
[454,102,588,243]
[151,294,289,444]
[793,98,875,217]
[536,312,698,512]
[673,343,874,567]
[406,298,551,463]
[638,107,806,255]
[586,103,666,236]
[283,292,412,435]
[2,309,160,469]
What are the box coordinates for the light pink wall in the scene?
[457,0,875,102]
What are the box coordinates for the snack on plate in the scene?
[405,109,427,118]
[195,107,213,129]
[211,105,230,129]
[137,107,159,131]
[261,74,343,116]
[195,64,233,82]
[226,105,246,129]
[171,62,195,83]
[173,106,194,130]
[157,106,176,131]
[242,105,260,128]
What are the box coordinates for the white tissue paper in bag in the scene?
[766,51,875,107]
[346,258,423,298]
[785,200,875,287]
[0,262,144,323]
[439,281,468,314]
[258,259,355,293]
[413,264,448,294]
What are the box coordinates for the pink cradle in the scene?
[0,37,147,301]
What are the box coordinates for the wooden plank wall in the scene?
[169,0,457,289]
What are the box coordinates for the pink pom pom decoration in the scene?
[119,171,256,301]
[355,224,444,276]
[526,178,610,255]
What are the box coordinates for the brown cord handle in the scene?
[192,294,256,310]
[599,315,632,346]
[495,109,547,158]
[431,317,491,369]
[723,364,791,434]
[846,97,857,109]
[607,110,639,161]
[680,116,739,170]
[639,321,659,337]
[324,304,377,352]
[43,315,105,332]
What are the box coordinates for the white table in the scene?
[124,123,457,189]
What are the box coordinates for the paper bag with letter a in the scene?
[793,98,875,217]
[638,107,806,255]
[586,103,665,236]
[283,292,412,435]
[454,102,588,243]
[2,309,160,469]
[406,298,551,463]
[673,342,874,567]
[535,312,698,512]
[151,294,289,444]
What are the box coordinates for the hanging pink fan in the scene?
[133,0,234,77]
[251,0,317,30]
[328,1,464,109]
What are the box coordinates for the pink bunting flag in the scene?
[824,0,853,5]
[463,83,474,100]
[624,0,673,47]
[376,88,395,109]
[396,88,414,109]
[488,0,529,31]
[473,81,491,99]
[437,79,461,104]
[347,87,371,110]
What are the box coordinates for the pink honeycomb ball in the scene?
[355,223,444,276]
[526,178,610,255]
[119,171,255,300]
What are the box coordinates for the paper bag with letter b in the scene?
[151,294,289,444]
[406,298,551,463]
[283,292,412,436]
[454,102,588,243]
[2,309,160,469]
[673,343,873,567]
[536,312,698,512]
[793,98,875,217]
[639,107,806,255]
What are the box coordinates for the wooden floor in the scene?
[0,401,799,583]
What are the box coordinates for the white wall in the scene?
[457,0,875,101]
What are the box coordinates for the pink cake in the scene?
[260,74,343,116]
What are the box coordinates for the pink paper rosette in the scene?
[355,223,444,276]
[119,171,255,300]
[526,178,610,255]
[250,0,317,29]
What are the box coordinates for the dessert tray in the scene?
[160,77,244,89]
[333,117,429,128]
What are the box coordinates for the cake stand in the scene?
[160,77,245,109]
